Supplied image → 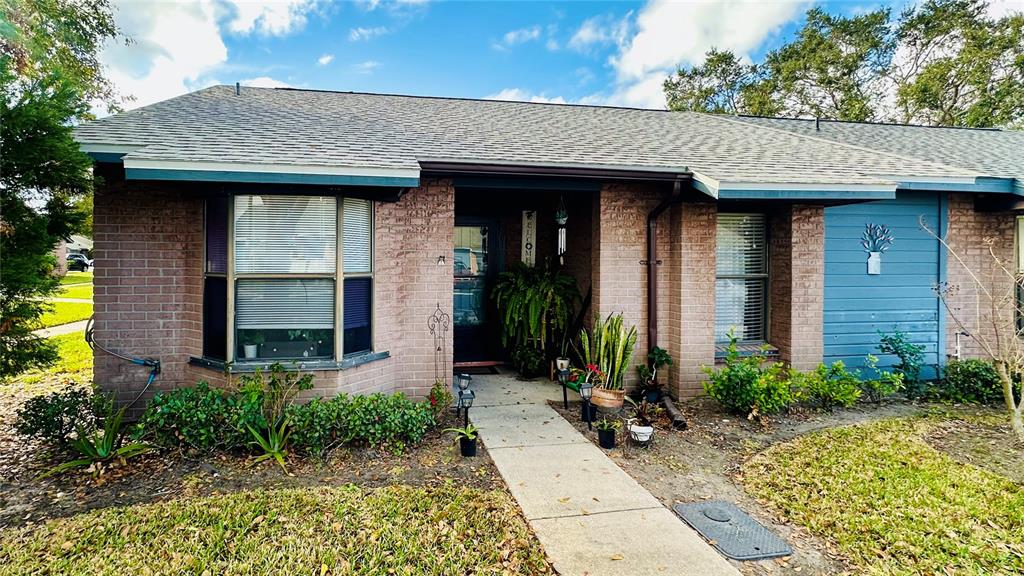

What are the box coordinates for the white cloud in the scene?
[101,1,228,110]
[568,13,630,53]
[493,25,541,50]
[317,53,335,66]
[986,0,1023,18]
[99,0,322,112]
[581,0,809,109]
[485,88,568,105]
[351,60,381,74]
[349,26,390,41]
[224,0,320,36]
[240,76,292,88]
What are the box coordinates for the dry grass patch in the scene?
[0,484,552,575]
[743,417,1024,575]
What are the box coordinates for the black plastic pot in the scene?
[581,402,598,423]
[597,428,616,449]
[644,389,663,403]
[459,437,477,457]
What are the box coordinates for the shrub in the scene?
[341,393,435,451]
[703,332,791,418]
[878,330,927,397]
[14,386,110,449]
[510,344,545,378]
[135,382,256,451]
[935,359,1004,404]
[285,397,346,456]
[791,361,862,410]
[427,379,454,420]
[859,354,904,404]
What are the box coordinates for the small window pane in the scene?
[343,198,372,274]
[344,277,372,355]
[715,278,766,341]
[717,214,766,276]
[236,278,334,360]
[716,213,767,343]
[235,195,336,274]
[202,277,227,360]
[206,197,228,274]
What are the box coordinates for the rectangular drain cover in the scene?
[674,500,792,561]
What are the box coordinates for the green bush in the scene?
[935,359,1005,404]
[858,354,904,404]
[135,382,259,451]
[703,333,792,418]
[791,361,862,410]
[14,386,111,449]
[878,330,927,397]
[284,392,435,455]
[285,397,345,456]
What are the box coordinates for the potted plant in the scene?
[577,313,637,411]
[241,332,264,360]
[556,332,571,371]
[445,424,479,457]
[637,346,673,403]
[595,418,620,449]
[625,397,656,446]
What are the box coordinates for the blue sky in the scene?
[101,0,1018,112]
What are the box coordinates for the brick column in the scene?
[769,205,824,371]
[666,202,717,398]
[591,183,668,389]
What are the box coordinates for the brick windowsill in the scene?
[188,351,391,374]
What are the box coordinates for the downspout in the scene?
[646,178,686,352]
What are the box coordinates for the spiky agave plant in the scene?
[42,404,150,478]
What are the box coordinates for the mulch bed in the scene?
[0,388,500,531]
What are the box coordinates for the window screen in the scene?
[716,213,768,342]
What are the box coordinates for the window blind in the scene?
[234,195,337,274]
[206,197,228,274]
[343,198,372,274]
[717,214,767,276]
[236,279,335,329]
[716,213,768,342]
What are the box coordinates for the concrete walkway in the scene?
[33,319,89,338]
[471,374,738,576]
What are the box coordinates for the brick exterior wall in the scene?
[769,205,825,371]
[591,183,669,389]
[944,193,1017,360]
[666,202,717,398]
[93,172,453,405]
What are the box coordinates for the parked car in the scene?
[67,253,92,272]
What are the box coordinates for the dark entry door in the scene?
[453,224,498,363]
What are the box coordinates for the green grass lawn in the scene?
[0,484,551,575]
[14,331,91,385]
[38,301,93,328]
[59,271,92,285]
[57,283,93,300]
[743,418,1024,575]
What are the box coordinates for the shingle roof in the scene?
[729,115,1024,181]
[75,85,992,191]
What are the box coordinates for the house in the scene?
[73,85,1024,403]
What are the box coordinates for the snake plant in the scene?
[576,312,638,390]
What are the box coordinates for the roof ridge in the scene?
[734,113,1005,132]
[255,85,671,113]
[707,113,985,178]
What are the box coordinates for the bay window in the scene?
[715,213,768,343]
[203,194,374,363]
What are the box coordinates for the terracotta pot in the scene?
[590,387,625,410]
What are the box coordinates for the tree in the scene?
[922,221,1024,442]
[0,0,120,379]
[664,0,1024,128]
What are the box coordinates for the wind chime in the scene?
[555,195,568,265]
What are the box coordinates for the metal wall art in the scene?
[427,303,451,386]
[861,223,894,275]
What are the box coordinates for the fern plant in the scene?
[492,263,579,355]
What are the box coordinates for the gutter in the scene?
[646,179,688,354]
[418,160,692,182]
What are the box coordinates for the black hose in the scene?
[85,316,160,410]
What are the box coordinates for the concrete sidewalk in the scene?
[33,319,89,338]
[471,374,738,576]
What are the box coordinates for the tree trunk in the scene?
[995,362,1024,443]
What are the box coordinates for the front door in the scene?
[453,224,497,363]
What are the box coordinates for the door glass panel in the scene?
[454,226,488,327]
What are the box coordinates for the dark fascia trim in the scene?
[420,160,693,183]
[188,351,390,373]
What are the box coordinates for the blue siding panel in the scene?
[823,191,943,378]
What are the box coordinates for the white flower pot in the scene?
[243,344,258,359]
[629,424,654,443]
[867,251,881,275]
[556,357,570,371]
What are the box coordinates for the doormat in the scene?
[673,500,792,561]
